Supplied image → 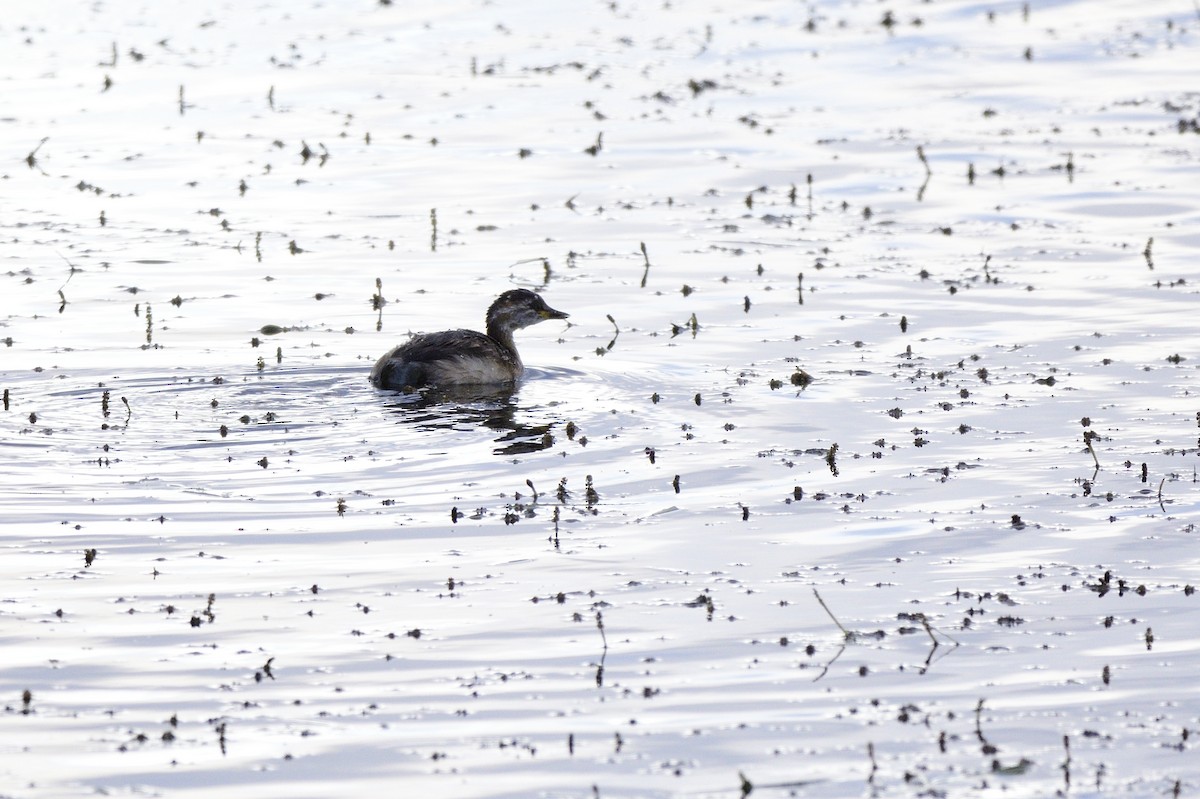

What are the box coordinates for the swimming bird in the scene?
[369,289,568,390]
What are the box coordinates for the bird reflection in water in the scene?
[381,384,555,456]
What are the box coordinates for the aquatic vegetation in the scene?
[0,1,1198,797]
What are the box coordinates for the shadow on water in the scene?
[379,383,557,456]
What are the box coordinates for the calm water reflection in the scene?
[2,1,1197,797]
[380,384,558,455]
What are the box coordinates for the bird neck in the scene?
[486,320,520,360]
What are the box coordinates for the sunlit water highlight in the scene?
[2,1,1199,797]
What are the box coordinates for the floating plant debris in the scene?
[0,3,1196,798]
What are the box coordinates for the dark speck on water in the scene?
[0,0,1195,796]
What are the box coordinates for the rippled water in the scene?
[2,1,1199,797]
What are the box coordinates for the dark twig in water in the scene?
[915,612,960,648]
[916,145,932,202]
[639,242,651,288]
[917,145,931,176]
[974,698,997,757]
[670,313,699,338]
[1143,237,1154,269]
[1061,734,1072,789]
[26,136,49,169]
[812,642,846,683]
[55,252,79,314]
[509,256,552,283]
[982,254,996,284]
[1083,430,1100,470]
[593,610,609,687]
[737,771,822,797]
[813,589,849,639]
[372,277,385,331]
[605,314,619,351]
[371,277,386,311]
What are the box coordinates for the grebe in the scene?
[370,289,568,390]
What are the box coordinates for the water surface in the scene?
[2,1,1199,797]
